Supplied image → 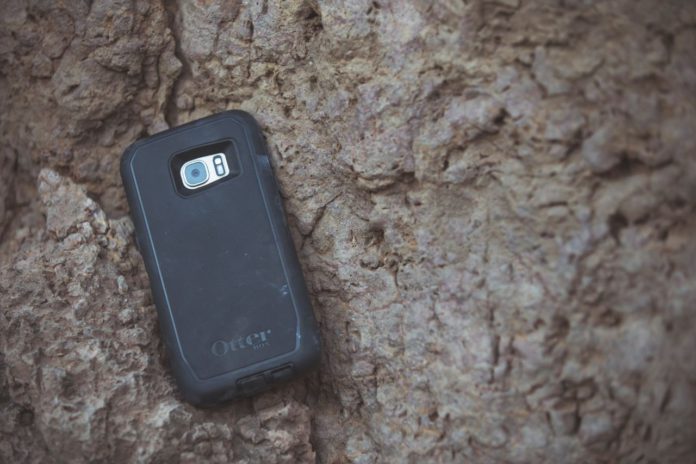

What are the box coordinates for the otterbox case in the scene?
[121,110,320,406]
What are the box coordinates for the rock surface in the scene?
[1,0,696,462]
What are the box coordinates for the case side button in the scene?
[237,373,269,395]
[258,154,283,195]
[270,364,295,382]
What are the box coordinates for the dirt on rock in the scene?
[1,1,696,463]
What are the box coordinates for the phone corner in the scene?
[120,139,145,182]
[219,109,259,126]
[171,365,235,408]
[218,110,268,152]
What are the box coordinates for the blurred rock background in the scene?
[1,0,695,462]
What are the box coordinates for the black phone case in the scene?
[120,110,320,406]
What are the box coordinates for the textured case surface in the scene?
[121,111,320,405]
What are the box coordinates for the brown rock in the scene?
[1,0,696,463]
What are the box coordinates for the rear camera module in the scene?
[180,153,230,190]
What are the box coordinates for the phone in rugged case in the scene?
[120,110,320,406]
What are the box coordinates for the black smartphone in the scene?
[120,110,320,406]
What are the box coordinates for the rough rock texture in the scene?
[1,0,695,463]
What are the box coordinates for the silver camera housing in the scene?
[180,153,230,190]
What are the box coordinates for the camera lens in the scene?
[183,161,209,187]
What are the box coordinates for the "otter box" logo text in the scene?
[211,329,272,356]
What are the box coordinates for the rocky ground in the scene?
[1,0,695,462]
